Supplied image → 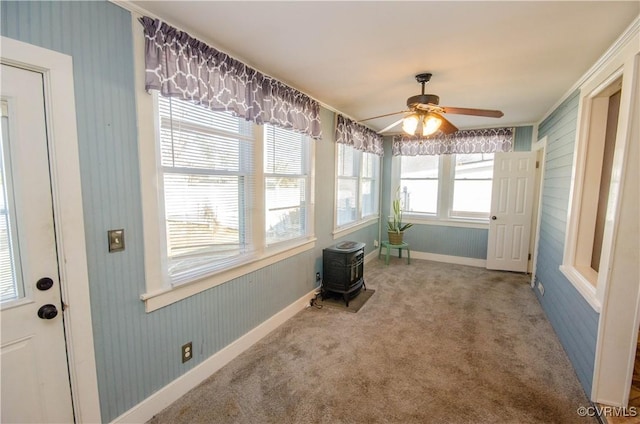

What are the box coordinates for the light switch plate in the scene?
[108,229,125,252]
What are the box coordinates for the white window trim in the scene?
[391,154,492,225]
[333,143,381,232]
[559,30,638,313]
[133,21,315,312]
[332,215,380,239]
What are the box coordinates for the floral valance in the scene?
[392,127,514,156]
[139,17,322,139]
[335,115,384,156]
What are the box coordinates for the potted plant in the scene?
[387,189,412,244]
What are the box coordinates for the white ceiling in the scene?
[130,1,638,132]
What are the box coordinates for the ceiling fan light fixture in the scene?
[422,115,442,136]
[402,114,419,135]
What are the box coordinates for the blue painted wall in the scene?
[533,90,599,394]
[514,125,534,151]
[404,225,488,259]
[1,2,378,421]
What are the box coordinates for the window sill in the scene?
[403,215,490,229]
[333,216,379,239]
[140,238,316,312]
[559,264,601,312]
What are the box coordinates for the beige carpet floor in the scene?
[148,258,596,424]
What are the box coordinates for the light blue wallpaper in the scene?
[1,2,378,421]
[514,125,534,151]
[533,90,599,394]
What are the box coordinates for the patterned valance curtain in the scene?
[335,115,384,156]
[392,127,514,156]
[139,17,322,139]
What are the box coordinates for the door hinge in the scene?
[528,253,532,261]
[535,161,540,169]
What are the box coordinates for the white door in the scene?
[486,151,536,272]
[1,64,74,422]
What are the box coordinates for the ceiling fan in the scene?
[359,73,504,136]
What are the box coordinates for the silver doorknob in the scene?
[491,216,497,220]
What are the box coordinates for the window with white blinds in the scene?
[336,144,380,228]
[156,95,314,286]
[0,110,23,303]
[158,96,255,283]
[264,125,310,245]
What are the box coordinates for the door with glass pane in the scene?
[1,64,74,422]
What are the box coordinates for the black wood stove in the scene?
[321,241,366,306]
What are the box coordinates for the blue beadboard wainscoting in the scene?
[533,90,599,394]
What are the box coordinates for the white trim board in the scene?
[407,251,486,268]
[364,248,379,264]
[111,288,317,424]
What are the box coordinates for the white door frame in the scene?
[529,136,547,287]
[1,36,101,422]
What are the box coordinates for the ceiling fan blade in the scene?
[436,113,459,135]
[358,110,409,123]
[441,106,504,118]
[379,118,404,134]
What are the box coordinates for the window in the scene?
[158,96,255,283]
[156,95,313,286]
[264,125,310,245]
[400,155,439,214]
[560,73,627,311]
[335,144,380,228]
[451,153,494,217]
[397,153,494,221]
[0,101,23,304]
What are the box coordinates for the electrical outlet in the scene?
[181,342,193,363]
[537,281,545,296]
[315,272,321,282]
[374,239,379,247]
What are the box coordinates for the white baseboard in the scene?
[364,248,379,264]
[111,288,317,424]
[406,251,486,268]
[368,245,486,268]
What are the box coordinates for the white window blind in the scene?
[264,125,310,245]
[360,152,379,218]
[336,144,359,227]
[0,108,22,303]
[158,96,254,283]
[336,144,379,228]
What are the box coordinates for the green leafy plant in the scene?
[387,189,413,234]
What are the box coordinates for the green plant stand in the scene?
[379,241,410,265]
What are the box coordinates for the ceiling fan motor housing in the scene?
[407,94,440,109]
